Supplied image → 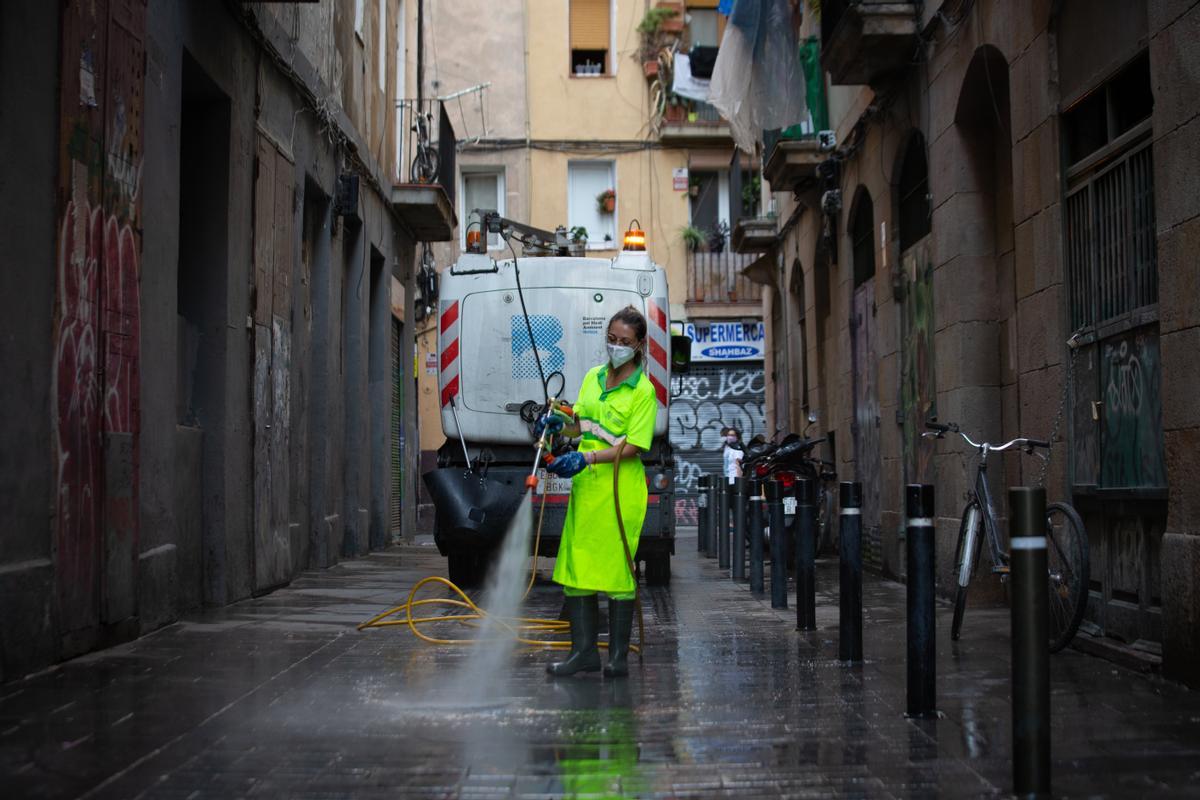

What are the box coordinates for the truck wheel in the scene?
[447,553,484,587]
[644,555,671,586]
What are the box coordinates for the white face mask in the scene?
[607,343,637,368]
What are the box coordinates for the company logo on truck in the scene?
[511,315,565,379]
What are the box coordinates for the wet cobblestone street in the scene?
[4,531,1200,799]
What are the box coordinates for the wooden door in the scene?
[251,134,295,592]
[850,282,882,569]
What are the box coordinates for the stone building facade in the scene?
[0,0,433,680]
[754,0,1199,685]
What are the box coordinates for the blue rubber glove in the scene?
[534,413,565,438]
[546,451,588,478]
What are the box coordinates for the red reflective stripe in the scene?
[648,337,667,369]
[440,374,460,407]
[531,493,571,504]
[649,374,667,405]
[441,338,459,371]
[439,300,459,334]
[646,299,667,331]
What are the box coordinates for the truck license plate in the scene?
[783,496,797,515]
[538,471,573,495]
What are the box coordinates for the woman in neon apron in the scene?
[537,306,658,678]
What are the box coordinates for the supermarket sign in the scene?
[681,320,765,362]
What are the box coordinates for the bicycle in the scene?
[410,109,439,184]
[923,419,1090,653]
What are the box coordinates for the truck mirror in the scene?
[670,335,692,375]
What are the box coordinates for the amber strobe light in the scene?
[623,219,646,251]
[466,229,484,252]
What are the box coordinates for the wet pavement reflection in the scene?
[3,536,1200,798]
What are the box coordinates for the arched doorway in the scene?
[848,186,881,567]
[936,44,1013,596]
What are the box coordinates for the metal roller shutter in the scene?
[391,318,403,536]
[669,361,766,527]
[569,0,609,50]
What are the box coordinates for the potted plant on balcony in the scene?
[665,94,687,124]
[707,221,730,254]
[680,224,706,252]
[596,188,616,214]
[635,6,681,79]
[569,225,589,245]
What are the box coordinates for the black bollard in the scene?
[838,481,863,663]
[732,476,747,581]
[766,480,788,609]
[905,483,936,718]
[1010,487,1050,799]
[697,475,711,554]
[795,478,818,631]
[704,476,720,559]
[748,478,765,594]
[718,478,731,570]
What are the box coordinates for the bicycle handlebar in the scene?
[924,419,1050,453]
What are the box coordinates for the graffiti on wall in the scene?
[1100,330,1166,489]
[899,243,937,485]
[669,367,766,524]
[53,0,146,633]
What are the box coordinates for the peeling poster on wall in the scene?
[80,48,97,108]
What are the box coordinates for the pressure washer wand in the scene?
[526,398,557,491]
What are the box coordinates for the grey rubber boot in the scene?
[547,594,601,676]
[603,599,636,677]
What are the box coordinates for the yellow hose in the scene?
[357,480,642,655]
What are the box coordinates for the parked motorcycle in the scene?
[742,414,837,561]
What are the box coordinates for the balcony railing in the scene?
[687,249,760,304]
[391,98,458,241]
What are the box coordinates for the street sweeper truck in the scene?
[422,213,690,587]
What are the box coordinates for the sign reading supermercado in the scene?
[682,320,766,362]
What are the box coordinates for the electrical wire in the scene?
[507,234,550,405]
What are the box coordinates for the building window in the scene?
[687,5,721,48]
[849,187,875,287]
[1062,50,1164,492]
[462,168,505,250]
[568,160,616,246]
[689,169,730,242]
[897,133,931,252]
[570,0,611,75]
[1063,52,1156,334]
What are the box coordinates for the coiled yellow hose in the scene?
[357,480,642,655]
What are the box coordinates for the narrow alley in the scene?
[5,536,1198,798]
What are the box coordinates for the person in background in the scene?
[723,426,743,485]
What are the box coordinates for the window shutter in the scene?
[570,0,610,50]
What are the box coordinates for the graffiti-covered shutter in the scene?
[669,362,766,526]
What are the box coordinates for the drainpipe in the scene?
[416,0,424,106]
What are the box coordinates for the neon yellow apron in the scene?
[552,364,658,596]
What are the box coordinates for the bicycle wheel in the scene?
[1046,502,1090,653]
[951,500,984,641]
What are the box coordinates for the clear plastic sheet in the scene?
[709,0,809,153]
